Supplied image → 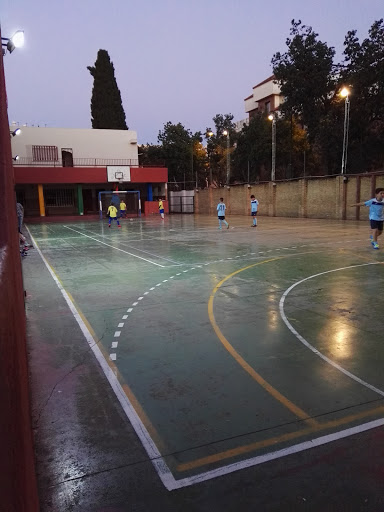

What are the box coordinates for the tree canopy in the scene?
[87,49,128,130]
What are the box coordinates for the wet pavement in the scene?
[24,215,384,511]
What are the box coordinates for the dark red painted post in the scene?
[0,29,39,511]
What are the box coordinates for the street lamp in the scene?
[340,87,350,175]
[268,114,276,182]
[1,30,24,55]
[223,130,230,185]
[206,131,214,185]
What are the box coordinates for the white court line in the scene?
[33,236,85,241]
[279,262,384,397]
[25,228,177,490]
[125,245,183,265]
[63,226,165,267]
[28,232,384,490]
[170,418,384,489]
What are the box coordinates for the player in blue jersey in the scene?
[350,188,384,249]
[250,195,259,227]
[217,198,229,229]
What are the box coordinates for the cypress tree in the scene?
[87,49,128,129]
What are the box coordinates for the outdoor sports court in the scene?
[26,214,384,492]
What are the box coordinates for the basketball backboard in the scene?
[107,166,131,182]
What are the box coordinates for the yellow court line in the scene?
[38,250,168,456]
[177,403,384,472]
[208,257,318,428]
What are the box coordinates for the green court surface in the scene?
[26,214,384,489]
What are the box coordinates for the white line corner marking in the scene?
[26,229,384,491]
[279,262,384,396]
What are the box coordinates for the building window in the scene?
[265,101,271,113]
[32,145,59,162]
[44,188,75,207]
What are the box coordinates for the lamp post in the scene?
[268,114,276,182]
[223,130,230,185]
[340,87,350,175]
[206,131,214,185]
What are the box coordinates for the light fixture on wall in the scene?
[1,30,24,55]
[13,155,20,161]
[10,128,21,137]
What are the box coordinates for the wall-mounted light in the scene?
[13,155,20,161]
[2,31,24,55]
[10,128,21,137]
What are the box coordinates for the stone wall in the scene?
[195,173,384,221]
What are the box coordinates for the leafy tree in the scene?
[272,20,336,142]
[205,114,236,185]
[341,19,384,172]
[139,144,164,167]
[157,122,195,184]
[232,114,310,182]
[232,115,270,182]
[87,49,128,130]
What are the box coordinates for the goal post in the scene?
[98,191,141,219]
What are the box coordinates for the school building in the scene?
[11,126,169,218]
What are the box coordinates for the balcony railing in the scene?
[13,157,146,167]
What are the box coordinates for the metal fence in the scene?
[168,195,195,213]
[13,157,141,167]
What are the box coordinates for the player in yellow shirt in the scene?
[107,203,121,228]
[158,199,165,219]
[120,200,127,218]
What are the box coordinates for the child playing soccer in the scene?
[250,195,259,227]
[350,188,384,249]
[158,198,165,219]
[120,200,127,218]
[107,203,121,228]
[217,198,229,229]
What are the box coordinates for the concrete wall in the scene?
[11,126,138,161]
[195,174,383,222]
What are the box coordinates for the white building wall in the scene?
[245,96,257,113]
[252,80,281,102]
[11,127,138,161]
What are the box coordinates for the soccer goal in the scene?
[98,191,141,219]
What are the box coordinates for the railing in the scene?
[13,157,143,167]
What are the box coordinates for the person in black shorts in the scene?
[217,198,229,229]
[350,188,384,250]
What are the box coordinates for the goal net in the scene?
[98,191,141,218]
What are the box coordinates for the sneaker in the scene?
[108,225,111,228]
[227,224,230,229]
[118,225,121,228]
[372,242,379,250]
[218,227,222,230]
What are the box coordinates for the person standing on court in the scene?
[120,199,127,218]
[107,202,121,229]
[250,194,259,227]
[217,198,229,229]
[350,187,384,250]
[158,198,165,219]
